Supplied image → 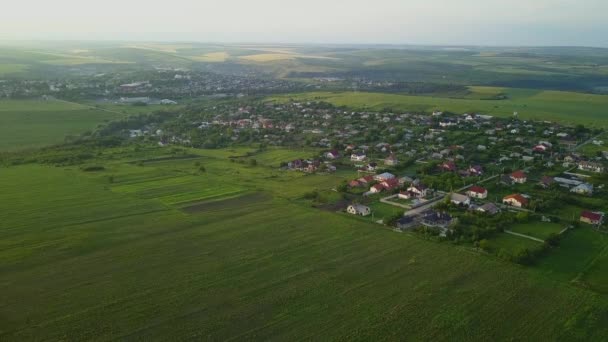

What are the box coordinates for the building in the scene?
[467,186,488,199]
[370,184,385,194]
[510,170,527,184]
[396,216,416,230]
[580,211,603,225]
[539,176,555,189]
[421,211,453,228]
[476,203,500,215]
[374,172,396,182]
[384,154,399,166]
[347,204,371,216]
[503,194,529,208]
[571,183,594,196]
[351,153,367,162]
[325,150,341,159]
[578,161,605,173]
[380,178,401,191]
[450,193,471,206]
[407,184,428,198]
[440,161,457,172]
[468,165,484,176]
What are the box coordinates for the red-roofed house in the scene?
[349,180,362,188]
[381,178,400,191]
[468,165,484,176]
[440,161,457,172]
[503,194,528,208]
[325,150,341,159]
[510,170,527,184]
[467,186,488,199]
[580,211,604,225]
[370,183,385,194]
[358,175,375,184]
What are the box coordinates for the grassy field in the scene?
[2,146,608,340]
[537,228,608,290]
[269,88,608,127]
[0,63,27,75]
[509,221,565,240]
[485,233,542,256]
[0,99,128,151]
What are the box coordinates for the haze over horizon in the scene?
[2,0,607,47]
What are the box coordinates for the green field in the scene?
[0,99,128,151]
[0,63,27,75]
[537,228,608,289]
[509,221,565,240]
[270,88,608,127]
[2,147,608,340]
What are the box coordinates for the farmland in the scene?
[0,99,128,151]
[2,146,608,340]
[270,88,608,127]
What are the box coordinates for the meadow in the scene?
[0,99,128,151]
[270,88,608,127]
[2,146,608,340]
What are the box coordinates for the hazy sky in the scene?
[1,0,607,46]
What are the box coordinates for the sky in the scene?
[1,0,607,47]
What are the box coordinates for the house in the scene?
[421,210,453,228]
[380,178,400,190]
[348,180,362,188]
[351,153,367,162]
[396,216,416,230]
[407,184,429,198]
[571,183,594,196]
[384,154,399,166]
[370,183,385,193]
[325,150,341,159]
[500,174,513,185]
[539,176,555,189]
[357,175,375,184]
[477,203,500,215]
[440,161,457,172]
[578,161,605,173]
[450,193,471,206]
[375,172,396,182]
[510,170,527,184]
[467,186,488,199]
[398,191,415,200]
[347,204,371,216]
[580,211,603,225]
[398,175,414,185]
[468,165,484,176]
[533,144,549,153]
[365,162,378,172]
[503,194,529,208]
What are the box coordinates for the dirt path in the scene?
[504,230,544,243]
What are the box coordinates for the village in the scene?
[115,98,608,260]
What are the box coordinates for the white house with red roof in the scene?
[467,186,488,199]
[510,170,527,184]
[580,211,603,225]
[503,194,528,208]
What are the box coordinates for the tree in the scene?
[478,239,490,251]
[249,159,257,167]
[199,165,206,173]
